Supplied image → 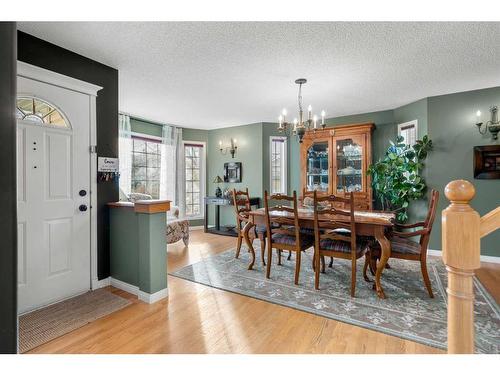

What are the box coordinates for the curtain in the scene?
[118,114,132,198]
[160,125,184,216]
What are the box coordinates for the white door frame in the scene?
[17,61,103,291]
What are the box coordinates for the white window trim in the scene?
[182,140,206,220]
[269,136,288,195]
[397,120,418,146]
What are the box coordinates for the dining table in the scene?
[242,206,396,299]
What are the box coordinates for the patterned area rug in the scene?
[170,244,500,353]
[19,289,131,353]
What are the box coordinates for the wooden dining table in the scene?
[242,207,396,299]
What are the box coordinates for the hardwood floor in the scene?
[28,230,500,354]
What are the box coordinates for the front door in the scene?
[17,75,91,314]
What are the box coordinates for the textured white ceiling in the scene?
[18,22,500,129]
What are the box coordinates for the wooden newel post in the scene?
[442,180,481,354]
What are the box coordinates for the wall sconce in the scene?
[219,138,237,158]
[475,106,500,140]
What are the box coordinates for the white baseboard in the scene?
[109,277,168,304]
[138,288,168,304]
[428,249,500,264]
[92,277,110,290]
[110,277,139,295]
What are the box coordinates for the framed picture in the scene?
[474,145,500,179]
[224,162,242,183]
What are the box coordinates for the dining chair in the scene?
[264,190,314,285]
[363,189,439,298]
[312,191,371,296]
[233,188,267,266]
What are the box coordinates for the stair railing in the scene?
[442,179,500,354]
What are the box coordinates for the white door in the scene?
[17,76,91,314]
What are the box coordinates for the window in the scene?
[131,136,161,199]
[184,142,205,217]
[270,136,287,194]
[398,120,418,147]
[16,96,70,128]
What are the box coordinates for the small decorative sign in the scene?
[98,157,119,172]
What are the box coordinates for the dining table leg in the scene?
[374,226,391,299]
[242,220,256,270]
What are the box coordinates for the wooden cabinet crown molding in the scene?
[302,122,375,140]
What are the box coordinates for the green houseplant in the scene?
[367,135,433,222]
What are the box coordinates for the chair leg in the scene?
[314,250,320,290]
[235,235,242,259]
[421,259,434,298]
[312,252,316,271]
[369,255,377,276]
[277,249,282,265]
[259,234,266,266]
[351,256,357,297]
[294,249,301,285]
[328,257,333,268]
[363,253,371,282]
[287,251,292,260]
[320,256,326,273]
[266,245,273,279]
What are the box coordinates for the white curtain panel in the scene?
[160,125,184,216]
[118,114,132,197]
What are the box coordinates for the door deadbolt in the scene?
[79,190,87,197]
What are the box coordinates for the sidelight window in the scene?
[270,136,287,194]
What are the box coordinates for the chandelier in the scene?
[278,78,326,143]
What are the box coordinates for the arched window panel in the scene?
[16,97,70,128]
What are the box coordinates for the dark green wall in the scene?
[427,87,500,255]
[0,21,17,354]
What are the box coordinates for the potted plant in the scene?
[367,135,433,222]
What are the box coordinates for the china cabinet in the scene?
[300,123,375,209]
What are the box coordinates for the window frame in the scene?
[397,120,418,147]
[130,132,163,199]
[182,140,206,220]
[269,136,288,195]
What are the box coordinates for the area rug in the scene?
[170,244,500,353]
[19,288,131,353]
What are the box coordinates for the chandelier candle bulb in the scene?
[308,105,312,120]
[321,110,326,125]
[313,115,318,129]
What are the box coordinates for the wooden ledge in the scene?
[108,200,171,214]
[134,200,171,214]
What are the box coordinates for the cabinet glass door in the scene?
[306,141,329,192]
[335,137,364,194]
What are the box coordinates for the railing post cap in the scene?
[445,180,475,203]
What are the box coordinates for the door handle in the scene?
[79,204,88,212]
